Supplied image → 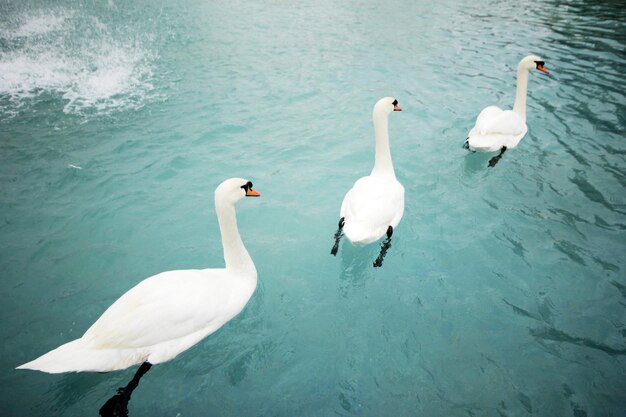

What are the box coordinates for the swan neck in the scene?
[371,111,395,177]
[215,198,254,272]
[513,66,529,119]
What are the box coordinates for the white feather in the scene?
[341,175,404,244]
[467,107,527,152]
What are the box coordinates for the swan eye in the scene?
[392,99,398,106]
[535,60,545,68]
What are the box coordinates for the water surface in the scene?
[1,0,625,416]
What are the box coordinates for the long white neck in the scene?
[512,66,529,120]
[215,198,255,273]
[371,110,395,177]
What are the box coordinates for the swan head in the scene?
[519,55,549,74]
[373,97,402,118]
[215,177,260,205]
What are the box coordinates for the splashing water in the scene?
[0,7,157,118]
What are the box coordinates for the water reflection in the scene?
[337,242,377,297]
[461,150,494,174]
[41,372,110,416]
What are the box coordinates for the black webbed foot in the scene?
[99,362,152,417]
[330,217,345,256]
[100,387,132,417]
[488,155,502,167]
[373,226,393,268]
[488,146,507,168]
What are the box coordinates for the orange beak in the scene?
[246,188,260,197]
[537,64,549,74]
[393,104,402,111]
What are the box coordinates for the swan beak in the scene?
[246,188,260,197]
[537,65,549,74]
[393,104,402,111]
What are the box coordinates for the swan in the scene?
[464,55,549,167]
[17,178,260,377]
[331,97,404,267]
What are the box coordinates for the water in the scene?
[1,0,625,415]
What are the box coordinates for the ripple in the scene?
[553,239,587,265]
[570,169,621,213]
[531,326,626,356]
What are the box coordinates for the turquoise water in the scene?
[1,0,625,415]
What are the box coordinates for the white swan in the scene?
[17,178,260,374]
[331,97,404,267]
[465,55,549,166]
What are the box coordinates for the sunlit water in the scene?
[1,0,625,416]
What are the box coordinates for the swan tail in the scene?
[343,222,382,245]
[466,132,508,153]
[16,339,142,373]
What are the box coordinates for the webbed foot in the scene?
[330,217,345,256]
[373,226,393,268]
[488,146,507,167]
[488,155,502,167]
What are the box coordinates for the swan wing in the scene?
[340,176,405,244]
[473,106,504,133]
[83,269,252,349]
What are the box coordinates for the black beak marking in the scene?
[241,181,253,192]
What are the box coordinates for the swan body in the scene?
[340,175,404,244]
[465,55,549,158]
[340,97,404,245]
[466,106,528,152]
[17,178,260,373]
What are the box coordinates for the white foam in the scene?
[0,51,74,97]
[62,41,155,114]
[0,8,157,117]
[15,13,71,38]
[0,8,73,39]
